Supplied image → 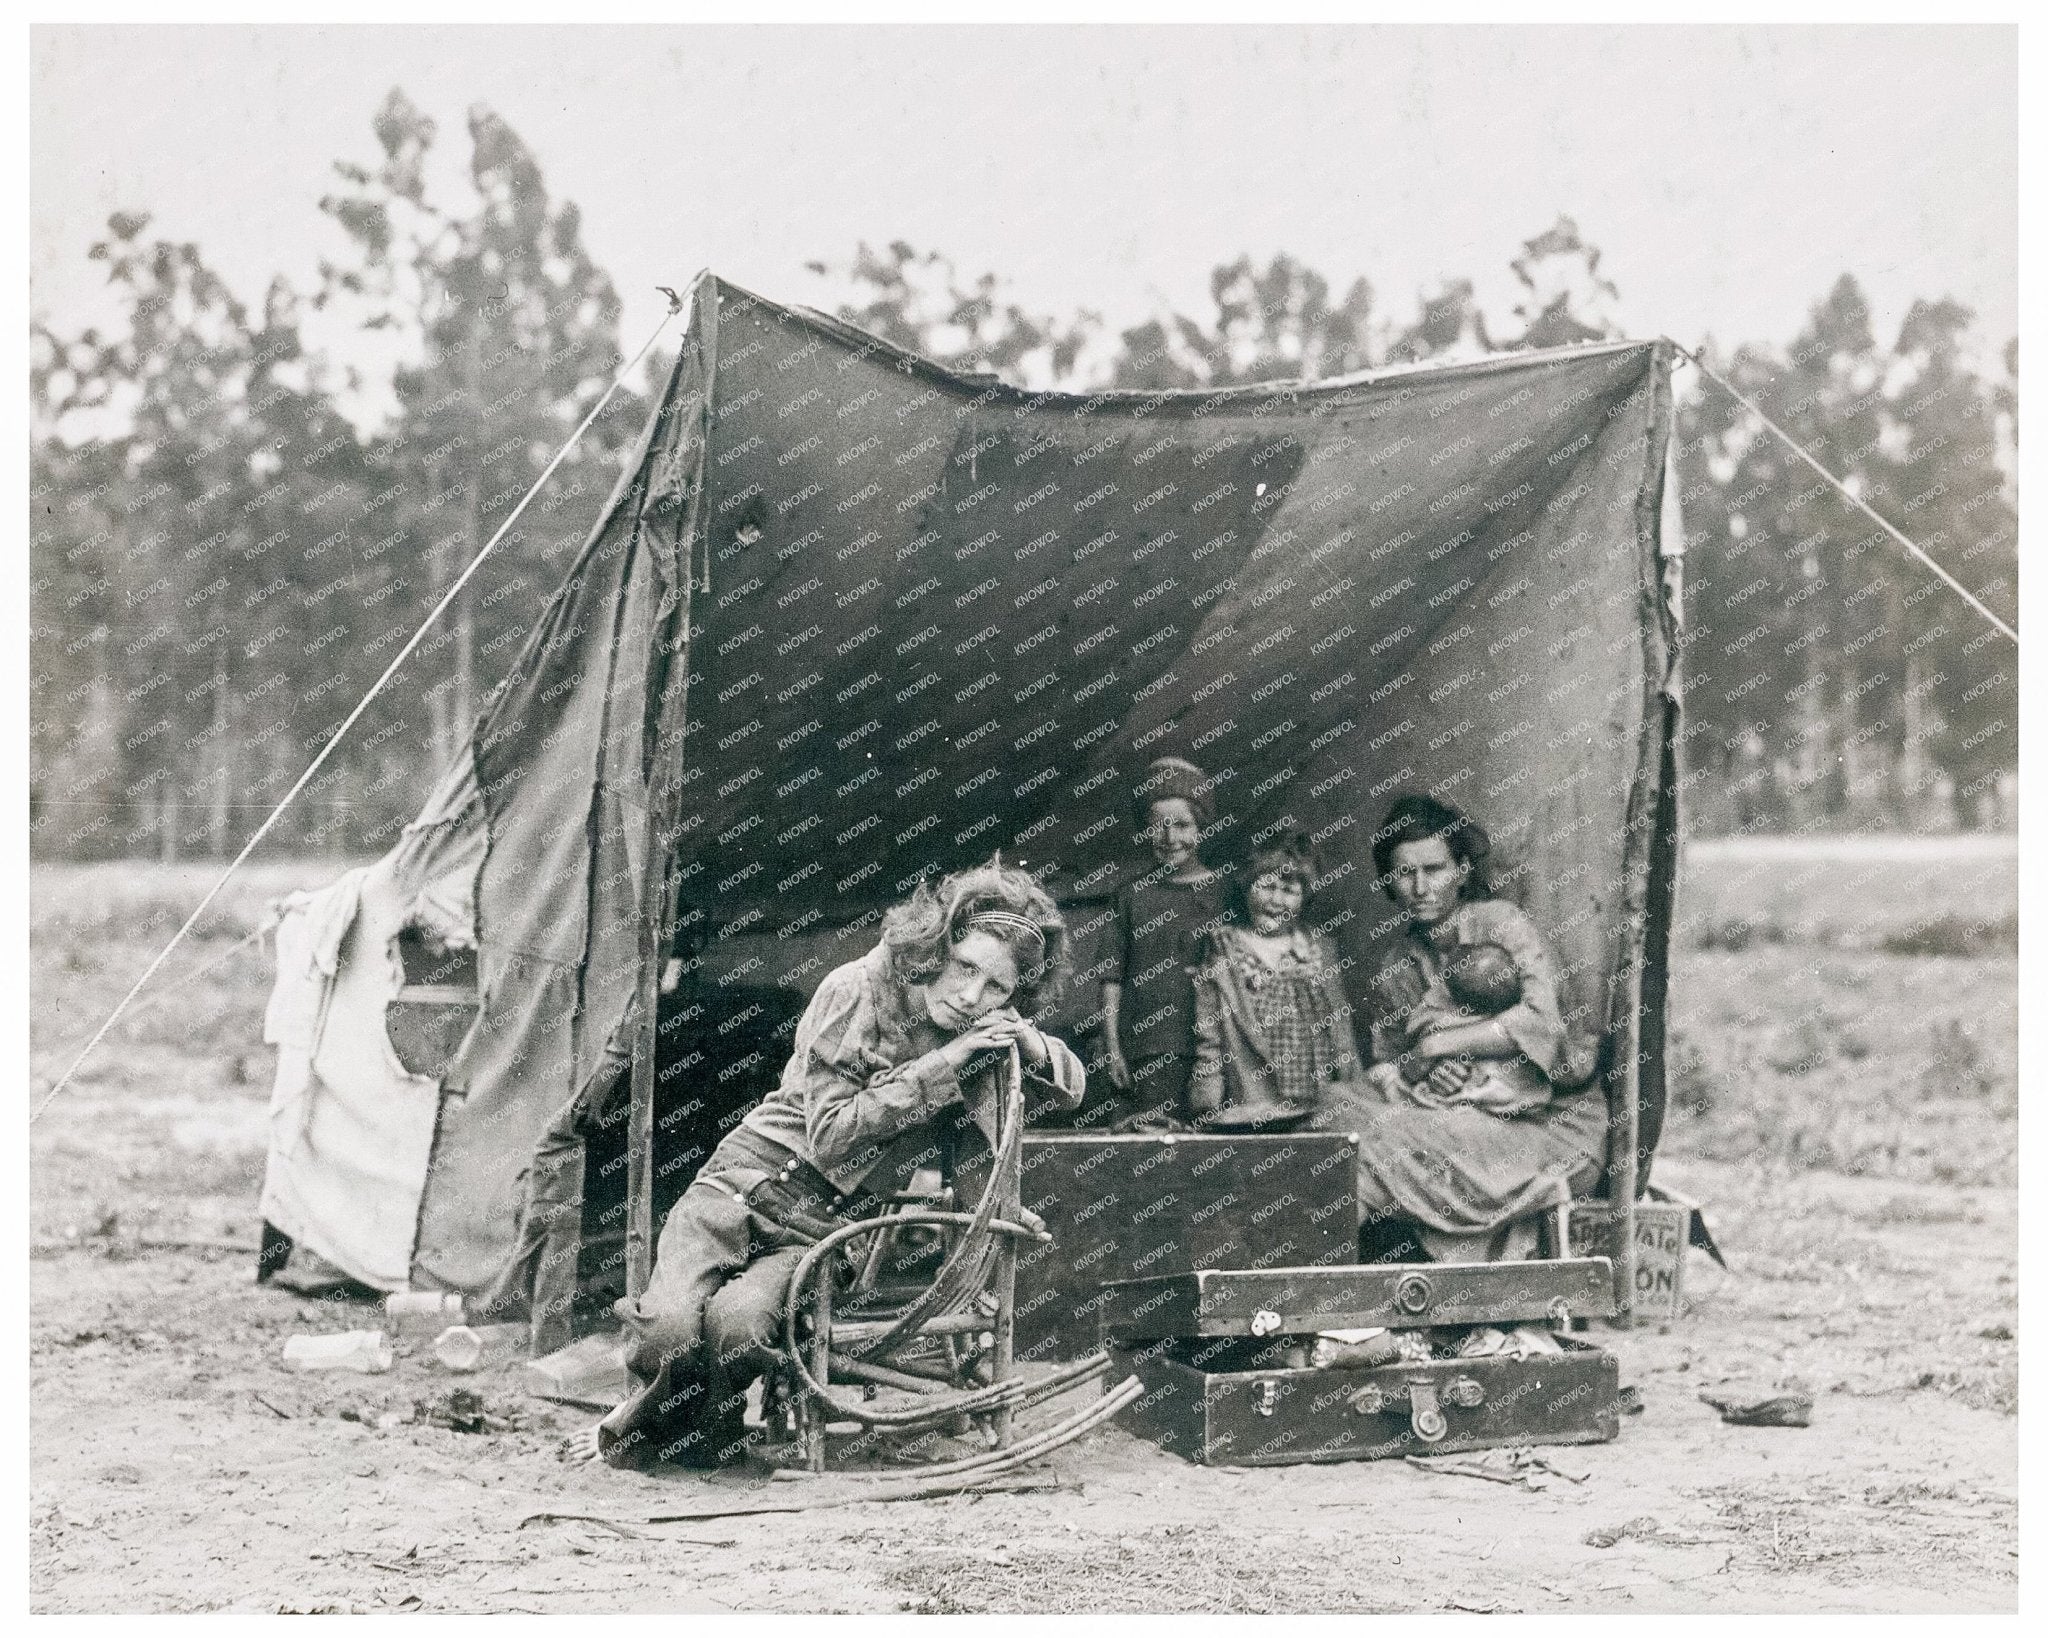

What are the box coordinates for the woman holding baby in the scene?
[1360,793,1570,1121]
[1191,790,1601,1265]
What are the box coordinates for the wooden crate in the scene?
[1568,1200,1691,1322]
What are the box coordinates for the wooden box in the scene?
[1568,1200,1691,1322]
[1110,1332,1621,1466]
[1010,1133,1360,1362]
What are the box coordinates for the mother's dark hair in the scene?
[879,858,1069,1012]
[1370,793,1494,902]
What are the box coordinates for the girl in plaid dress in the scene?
[1188,837,1366,1127]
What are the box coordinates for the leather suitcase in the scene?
[1010,1133,1360,1362]
[1110,1331,1622,1466]
[1097,1258,1616,1338]
[1101,1257,1620,1465]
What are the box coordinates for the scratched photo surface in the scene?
[29,24,2016,1614]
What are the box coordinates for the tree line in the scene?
[30,90,2018,860]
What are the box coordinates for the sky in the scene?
[31,25,2018,393]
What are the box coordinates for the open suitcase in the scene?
[1100,1258,1623,1465]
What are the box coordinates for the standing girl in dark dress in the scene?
[1099,756,1229,1128]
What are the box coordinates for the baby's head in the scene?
[1443,942,1521,1015]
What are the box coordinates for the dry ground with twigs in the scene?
[28,839,2016,1612]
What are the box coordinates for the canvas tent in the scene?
[259,273,1684,1342]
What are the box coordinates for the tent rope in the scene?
[32,290,689,1123]
[109,914,280,1018]
[1670,340,2017,647]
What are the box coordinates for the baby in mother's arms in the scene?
[1379,937,1551,1116]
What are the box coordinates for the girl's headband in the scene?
[964,908,1049,964]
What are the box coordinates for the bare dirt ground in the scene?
[28,841,2018,1613]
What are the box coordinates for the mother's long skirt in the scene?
[1314,1082,1610,1262]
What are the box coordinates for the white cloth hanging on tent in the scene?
[259,859,452,1289]
[263,868,366,1054]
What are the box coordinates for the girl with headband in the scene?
[586,859,1084,1471]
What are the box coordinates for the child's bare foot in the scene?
[559,1423,605,1464]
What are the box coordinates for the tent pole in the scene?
[625,859,660,1298]
[628,570,699,1303]
[622,380,704,1302]
[1608,347,1683,1329]
[626,280,713,1305]
[627,573,694,1304]
[1620,426,1689,1328]
[1611,960,1641,1328]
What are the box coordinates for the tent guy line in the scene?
[29,286,693,1124]
[1670,340,2019,648]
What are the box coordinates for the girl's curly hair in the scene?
[1239,832,1318,916]
[880,859,1069,1013]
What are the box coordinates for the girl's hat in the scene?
[1133,755,1215,828]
